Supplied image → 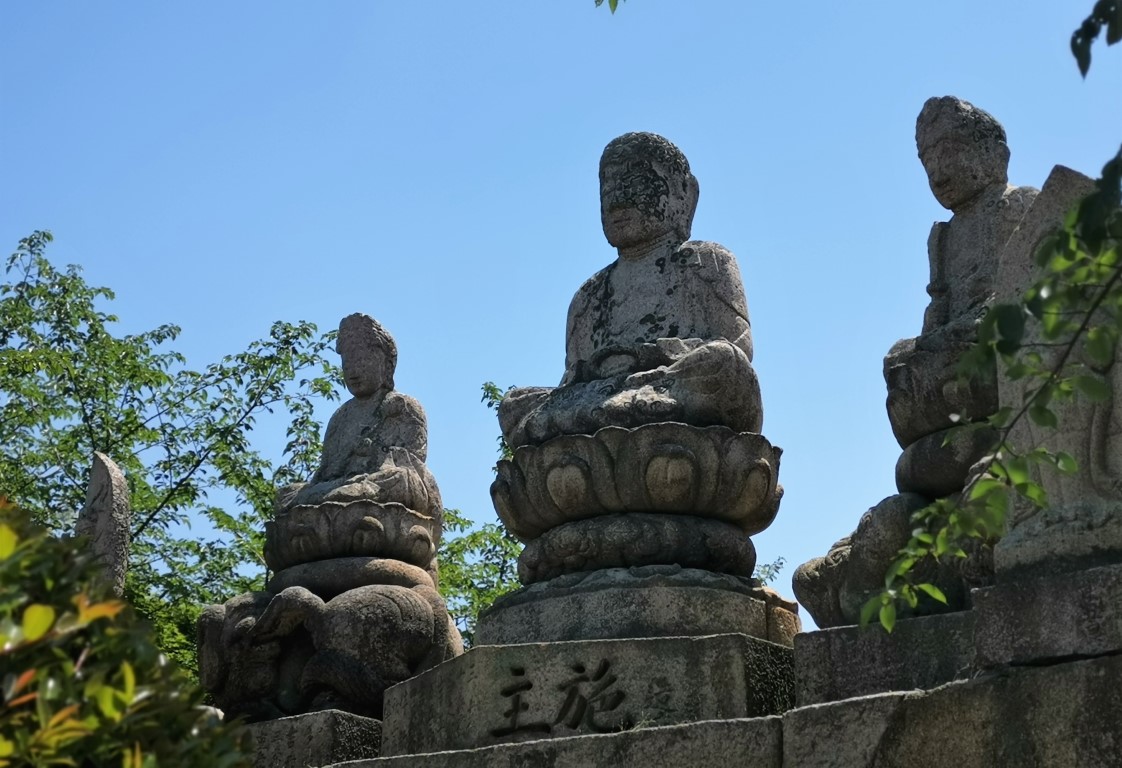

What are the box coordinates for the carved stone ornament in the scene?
[265,500,441,572]
[491,423,783,543]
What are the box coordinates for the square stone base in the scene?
[794,611,975,705]
[380,633,793,756]
[245,709,381,767]
[975,560,1122,668]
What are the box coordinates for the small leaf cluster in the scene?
[479,382,514,463]
[864,147,1122,632]
[0,499,248,767]
[594,0,624,12]
[1073,0,1122,76]
[438,508,522,647]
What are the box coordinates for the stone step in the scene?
[330,717,781,768]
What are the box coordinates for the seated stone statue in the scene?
[885,96,1037,448]
[498,132,762,449]
[276,313,441,521]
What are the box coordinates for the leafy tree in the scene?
[0,498,248,767]
[0,231,339,674]
[438,508,522,646]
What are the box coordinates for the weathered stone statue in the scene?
[498,132,761,449]
[794,97,1038,627]
[198,314,461,723]
[483,132,794,647]
[276,313,441,523]
[373,137,797,758]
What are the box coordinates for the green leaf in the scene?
[0,524,17,559]
[993,304,1025,350]
[934,527,950,557]
[879,602,897,633]
[22,604,56,642]
[1086,327,1116,366]
[1056,451,1079,474]
[916,583,948,604]
[859,595,882,628]
[1074,375,1112,402]
[1029,405,1058,428]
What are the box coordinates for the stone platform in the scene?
[379,633,794,756]
[326,654,1122,768]
[476,566,800,646]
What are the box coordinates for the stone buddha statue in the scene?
[276,313,441,522]
[885,96,1037,448]
[498,131,763,449]
[200,313,461,721]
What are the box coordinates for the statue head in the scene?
[337,313,397,398]
[599,132,700,250]
[916,96,1010,211]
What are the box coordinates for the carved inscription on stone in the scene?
[490,658,633,740]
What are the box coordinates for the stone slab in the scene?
[337,717,781,768]
[245,709,380,768]
[974,561,1122,668]
[794,611,975,705]
[783,654,1122,766]
[782,692,908,768]
[476,566,800,646]
[867,654,1122,767]
[380,633,793,756]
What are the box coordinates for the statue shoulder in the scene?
[675,240,747,295]
[382,391,427,423]
[570,261,618,309]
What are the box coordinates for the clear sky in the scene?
[3,2,1120,627]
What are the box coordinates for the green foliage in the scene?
[1073,0,1122,76]
[753,555,786,586]
[864,146,1122,632]
[0,499,248,767]
[480,382,514,463]
[594,0,624,12]
[438,508,522,646]
[0,232,340,675]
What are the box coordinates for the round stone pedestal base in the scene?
[475,565,799,646]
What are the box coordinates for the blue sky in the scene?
[3,2,1121,626]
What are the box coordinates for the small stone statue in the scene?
[276,313,441,522]
[498,131,762,450]
[199,314,461,722]
[886,96,1038,448]
[794,97,1038,628]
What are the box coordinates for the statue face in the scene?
[600,158,681,249]
[919,135,1007,211]
[342,345,391,398]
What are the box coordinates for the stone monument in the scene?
[374,133,798,760]
[793,97,1038,629]
[75,452,131,597]
[197,314,461,762]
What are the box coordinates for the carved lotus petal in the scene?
[644,450,698,511]
[490,422,782,541]
[265,500,438,571]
